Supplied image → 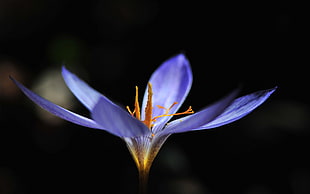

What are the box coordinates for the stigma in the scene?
[126,83,194,130]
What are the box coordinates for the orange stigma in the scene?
[126,83,194,130]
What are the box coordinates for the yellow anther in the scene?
[156,105,165,109]
[142,83,153,129]
[168,102,178,110]
[134,86,141,120]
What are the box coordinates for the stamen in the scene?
[156,105,165,109]
[152,106,194,121]
[134,86,141,120]
[126,86,141,119]
[157,102,178,114]
[126,106,134,116]
[167,102,178,112]
[142,83,153,129]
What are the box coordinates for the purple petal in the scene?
[164,87,277,134]
[92,97,150,138]
[200,87,277,129]
[62,66,107,111]
[162,89,239,134]
[141,54,193,132]
[11,77,104,129]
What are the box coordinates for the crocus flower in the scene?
[11,54,276,194]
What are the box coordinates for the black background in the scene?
[1,0,309,193]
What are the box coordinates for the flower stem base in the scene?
[138,167,150,194]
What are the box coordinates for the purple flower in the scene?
[11,54,276,193]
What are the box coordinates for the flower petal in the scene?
[199,87,277,129]
[11,77,104,129]
[164,87,277,134]
[62,66,107,111]
[92,96,151,138]
[162,89,239,134]
[141,54,193,132]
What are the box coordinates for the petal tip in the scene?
[176,53,189,64]
[271,86,278,92]
[61,65,70,76]
[167,53,189,66]
[260,86,278,98]
[176,53,187,60]
[10,76,22,88]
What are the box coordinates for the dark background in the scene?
[0,0,309,193]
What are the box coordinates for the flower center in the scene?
[126,83,194,129]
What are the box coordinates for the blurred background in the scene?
[0,0,308,193]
